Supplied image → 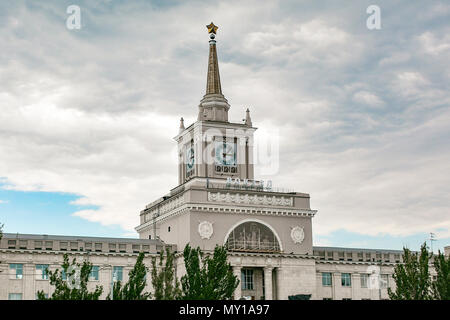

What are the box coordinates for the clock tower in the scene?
[175,22,256,184]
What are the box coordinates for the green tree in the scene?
[181,244,239,300]
[431,250,450,300]
[151,247,181,300]
[107,252,151,300]
[37,253,103,300]
[0,223,3,240]
[388,243,432,300]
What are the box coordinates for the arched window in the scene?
[225,221,281,253]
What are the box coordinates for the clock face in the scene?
[215,141,236,166]
[186,147,194,171]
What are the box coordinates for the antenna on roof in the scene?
[429,232,437,253]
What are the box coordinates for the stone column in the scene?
[233,266,241,300]
[264,267,273,300]
[276,267,283,300]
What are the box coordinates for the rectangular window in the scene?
[132,244,140,253]
[34,240,42,250]
[8,240,16,249]
[109,243,117,252]
[19,240,28,249]
[360,274,369,288]
[322,272,332,286]
[45,241,53,250]
[60,242,68,251]
[113,266,123,282]
[241,269,254,290]
[380,274,389,288]
[70,242,78,251]
[62,270,67,280]
[90,266,99,281]
[119,244,126,252]
[95,243,102,252]
[341,273,351,287]
[8,293,22,300]
[36,264,49,280]
[10,264,23,279]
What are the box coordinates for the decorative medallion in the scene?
[198,221,214,239]
[290,226,305,244]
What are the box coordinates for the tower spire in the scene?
[206,22,222,95]
[198,22,230,122]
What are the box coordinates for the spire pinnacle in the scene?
[245,108,252,127]
[179,117,185,133]
[205,22,222,95]
[198,23,230,122]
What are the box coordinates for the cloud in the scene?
[0,1,449,242]
[0,200,9,204]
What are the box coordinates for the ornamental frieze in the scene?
[207,192,293,207]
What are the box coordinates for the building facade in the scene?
[0,23,444,300]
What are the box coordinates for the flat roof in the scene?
[313,246,404,253]
[2,233,164,245]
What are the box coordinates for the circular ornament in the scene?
[291,226,305,244]
[198,221,214,239]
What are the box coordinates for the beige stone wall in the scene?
[0,251,158,300]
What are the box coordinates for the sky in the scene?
[0,0,449,252]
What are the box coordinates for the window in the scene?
[36,264,49,280]
[8,293,22,300]
[113,266,123,282]
[338,252,344,261]
[109,243,117,252]
[95,243,102,252]
[70,242,78,251]
[60,241,68,251]
[85,242,92,251]
[90,266,99,281]
[142,245,149,253]
[241,269,254,290]
[8,240,16,249]
[62,270,67,280]
[45,241,53,250]
[19,240,28,249]
[384,254,390,262]
[10,264,23,279]
[346,252,353,261]
[119,244,126,252]
[341,273,351,287]
[132,244,140,253]
[380,274,389,288]
[322,273,332,286]
[360,274,369,288]
[34,240,42,250]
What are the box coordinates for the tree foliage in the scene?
[37,253,103,300]
[107,252,151,300]
[388,243,432,300]
[181,244,239,300]
[431,250,450,300]
[151,247,181,300]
